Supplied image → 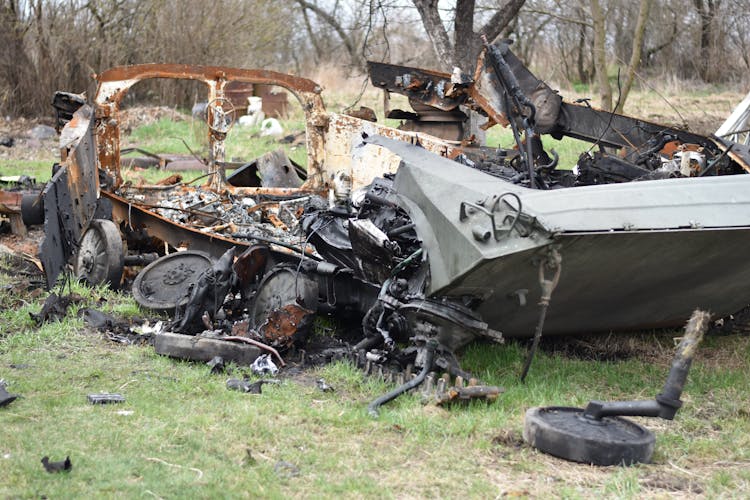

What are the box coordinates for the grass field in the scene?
[2,266,749,498]
[1,86,750,497]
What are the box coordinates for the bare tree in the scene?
[291,0,363,70]
[693,0,720,81]
[589,0,611,110]
[412,0,527,72]
[614,0,651,113]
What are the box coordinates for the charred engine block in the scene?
[298,174,501,380]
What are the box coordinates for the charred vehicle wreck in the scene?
[35,40,750,428]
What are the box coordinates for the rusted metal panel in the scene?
[324,113,461,190]
[0,191,24,211]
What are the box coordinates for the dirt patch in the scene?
[492,429,525,449]
[0,227,43,256]
[640,471,705,495]
[532,331,676,364]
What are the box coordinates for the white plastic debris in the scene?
[132,320,164,336]
[260,118,283,137]
[251,354,279,376]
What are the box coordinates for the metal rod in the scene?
[367,340,436,418]
[222,336,286,367]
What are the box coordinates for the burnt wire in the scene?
[612,55,688,128]
[585,67,623,155]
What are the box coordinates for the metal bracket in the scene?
[459,192,523,242]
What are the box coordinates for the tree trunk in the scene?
[693,0,718,81]
[615,0,651,113]
[412,0,455,67]
[576,23,589,84]
[589,0,612,111]
[453,0,476,71]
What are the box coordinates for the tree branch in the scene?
[293,0,361,68]
[480,0,527,43]
[521,7,592,28]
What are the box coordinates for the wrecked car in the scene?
[35,40,750,391]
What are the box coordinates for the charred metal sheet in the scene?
[553,101,721,156]
[172,247,236,333]
[52,91,86,133]
[154,331,261,365]
[40,106,101,288]
[258,303,315,349]
[369,134,750,337]
[469,42,562,133]
[368,61,468,112]
[256,150,303,188]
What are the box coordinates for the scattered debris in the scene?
[206,356,225,374]
[0,380,19,407]
[315,378,334,393]
[80,308,154,345]
[87,393,126,404]
[243,448,258,466]
[30,293,84,325]
[434,384,503,406]
[41,456,72,473]
[260,118,283,138]
[273,460,300,478]
[226,378,279,394]
[251,354,278,376]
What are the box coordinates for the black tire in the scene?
[523,406,655,466]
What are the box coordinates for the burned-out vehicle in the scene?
[38,40,750,412]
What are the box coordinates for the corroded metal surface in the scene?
[93,64,327,190]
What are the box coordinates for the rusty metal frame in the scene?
[40,62,468,286]
[93,64,328,191]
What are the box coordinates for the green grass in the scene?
[0,159,55,183]
[127,118,307,164]
[2,259,749,497]
[121,117,309,186]
[486,127,590,169]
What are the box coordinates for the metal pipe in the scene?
[386,223,415,238]
[123,253,159,266]
[229,233,321,260]
[222,336,286,367]
[367,340,436,418]
[583,309,709,420]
